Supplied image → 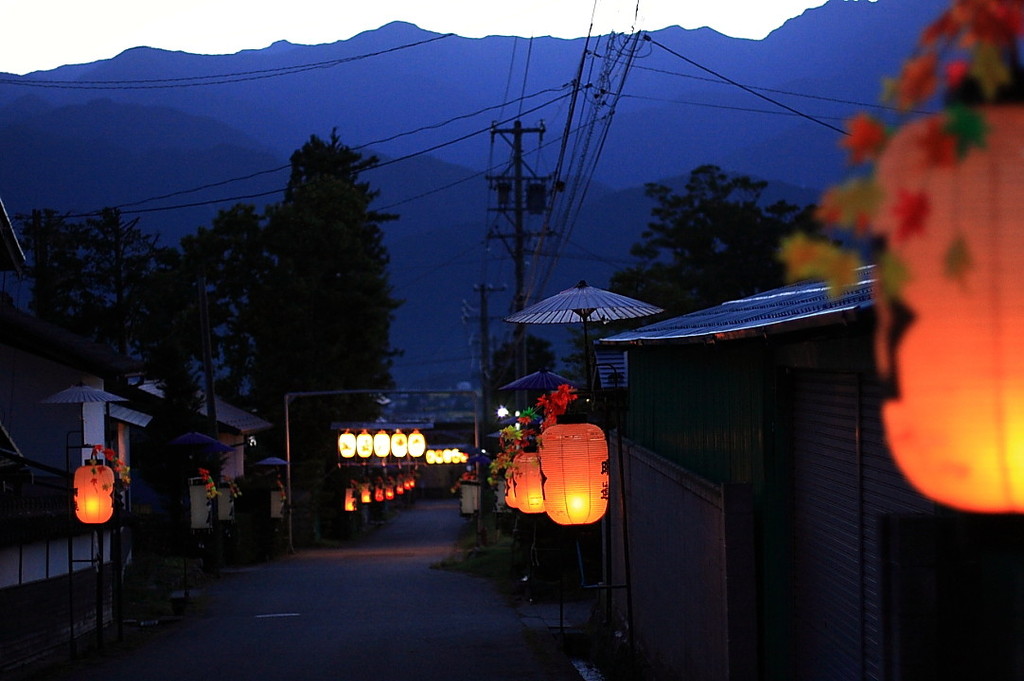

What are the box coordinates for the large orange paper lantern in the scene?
[74,462,115,524]
[338,430,357,459]
[540,422,608,525]
[513,452,545,514]
[875,106,1024,512]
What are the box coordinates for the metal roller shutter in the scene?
[791,371,935,681]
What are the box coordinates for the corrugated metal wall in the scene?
[790,370,935,681]
[628,344,767,485]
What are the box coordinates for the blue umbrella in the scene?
[169,431,233,454]
[499,368,577,391]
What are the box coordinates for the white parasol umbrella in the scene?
[504,281,662,387]
[41,383,126,404]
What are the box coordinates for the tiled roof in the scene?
[0,302,143,377]
[599,268,874,346]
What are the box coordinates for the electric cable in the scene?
[62,90,573,218]
[644,35,848,135]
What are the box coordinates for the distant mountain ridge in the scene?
[0,0,948,387]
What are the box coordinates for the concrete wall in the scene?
[608,437,757,681]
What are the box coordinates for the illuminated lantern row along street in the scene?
[346,474,418,511]
[337,428,427,459]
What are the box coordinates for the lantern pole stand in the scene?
[590,373,636,667]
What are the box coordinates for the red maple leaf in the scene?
[918,115,959,167]
[897,53,938,110]
[892,189,931,243]
[840,113,887,164]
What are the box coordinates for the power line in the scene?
[643,35,848,136]
[62,90,573,218]
[621,93,846,120]
[0,34,455,90]
[631,63,932,116]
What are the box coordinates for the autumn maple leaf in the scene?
[892,189,931,243]
[917,115,959,167]
[841,113,888,164]
[897,53,939,110]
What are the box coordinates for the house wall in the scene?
[0,567,111,675]
[608,437,757,681]
[627,343,769,485]
[0,345,110,471]
[613,324,942,680]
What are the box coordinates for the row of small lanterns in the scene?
[337,428,472,465]
[345,474,418,510]
[503,422,609,526]
[337,429,426,459]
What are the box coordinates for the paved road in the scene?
[40,499,583,681]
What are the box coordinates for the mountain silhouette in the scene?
[0,0,947,388]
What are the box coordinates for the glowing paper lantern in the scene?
[540,422,608,525]
[374,486,384,502]
[344,488,357,511]
[385,485,395,501]
[513,451,545,514]
[338,430,357,459]
[373,430,391,458]
[356,430,374,458]
[360,483,371,504]
[408,430,426,457]
[391,430,408,458]
[74,462,115,524]
[875,106,1024,512]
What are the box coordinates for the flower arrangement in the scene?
[780,0,1022,305]
[488,384,579,487]
[197,467,219,499]
[223,477,242,500]
[91,443,131,486]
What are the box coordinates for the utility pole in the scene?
[487,120,550,408]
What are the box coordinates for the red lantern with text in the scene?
[74,462,115,524]
[875,107,1024,512]
[540,422,608,525]
[513,451,545,514]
